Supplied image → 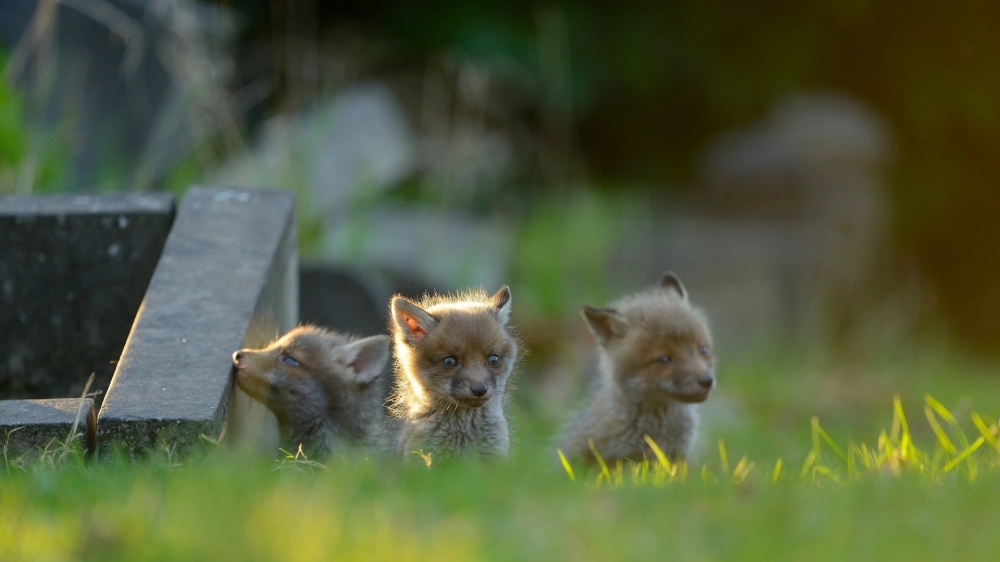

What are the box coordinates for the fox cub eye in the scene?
[280,354,301,367]
[657,355,672,364]
[442,356,458,369]
[699,346,710,357]
[487,354,500,367]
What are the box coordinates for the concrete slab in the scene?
[97,187,297,457]
[0,193,174,402]
[0,397,95,456]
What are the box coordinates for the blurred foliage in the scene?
[0,57,26,191]
[4,1,999,348]
[0,52,67,195]
[328,0,999,349]
[509,191,627,319]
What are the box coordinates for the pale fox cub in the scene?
[231,325,389,458]
[389,287,518,460]
[560,273,715,465]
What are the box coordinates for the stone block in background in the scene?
[0,193,175,403]
[322,206,514,294]
[298,266,386,337]
[298,265,445,337]
[97,187,297,457]
[610,92,892,351]
[211,82,416,216]
[0,0,237,190]
[612,218,822,349]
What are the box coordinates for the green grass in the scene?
[5,350,1000,561]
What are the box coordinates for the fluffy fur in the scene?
[388,287,519,460]
[560,273,716,464]
[232,325,389,458]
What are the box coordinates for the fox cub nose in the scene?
[471,383,489,397]
[697,373,715,389]
[232,351,244,366]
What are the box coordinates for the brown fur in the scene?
[232,325,389,458]
[389,287,518,460]
[560,273,715,465]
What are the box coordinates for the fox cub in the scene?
[389,286,518,460]
[560,273,715,465]
[231,325,390,458]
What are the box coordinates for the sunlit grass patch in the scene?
[5,364,1000,561]
[558,395,1000,489]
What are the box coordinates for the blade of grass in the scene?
[943,437,985,472]
[971,412,1000,453]
[851,443,873,470]
[929,395,972,450]
[612,460,624,488]
[925,394,958,425]
[894,396,915,463]
[588,439,611,484]
[66,373,95,449]
[732,457,754,485]
[892,395,909,444]
[556,450,575,482]
[814,464,843,485]
[800,449,818,479]
[812,417,847,462]
[924,405,958,455]
[643,435,672,473]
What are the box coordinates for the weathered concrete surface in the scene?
[0,193,174,402]
[0,397,95,456]
[97,187,297,457]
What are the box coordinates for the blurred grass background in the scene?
[4,1,1000,558]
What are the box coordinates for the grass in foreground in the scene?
[560,394,1000,489]
[4,354,1000,561]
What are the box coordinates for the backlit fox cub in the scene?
[389,287,518,460]
[231,325,390,458]
[560,273,715,465]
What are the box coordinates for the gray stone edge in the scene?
[0,192,174,215]
[0,398,96,456]
[96,186,296,458]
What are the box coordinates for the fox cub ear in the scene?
[661,271,688,300]
[489,285,512,325]
[338,335,390,385]
[581,306,629,344]
[391,297,438,343]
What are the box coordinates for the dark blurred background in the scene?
[1,0,998,361]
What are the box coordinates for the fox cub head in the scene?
[582,273,715,404]
[390,286,517,412]
[232,325,390,440]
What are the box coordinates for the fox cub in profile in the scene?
[560,273,715,465]
[231,325,390,458]
[389,286,518,460]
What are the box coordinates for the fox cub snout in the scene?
[232,325,389,458]
[561,273,715,465]
[389,286,518,459]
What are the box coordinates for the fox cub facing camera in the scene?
[232,325,390,458]
[560,273,715,465]
[389,286,519,460]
